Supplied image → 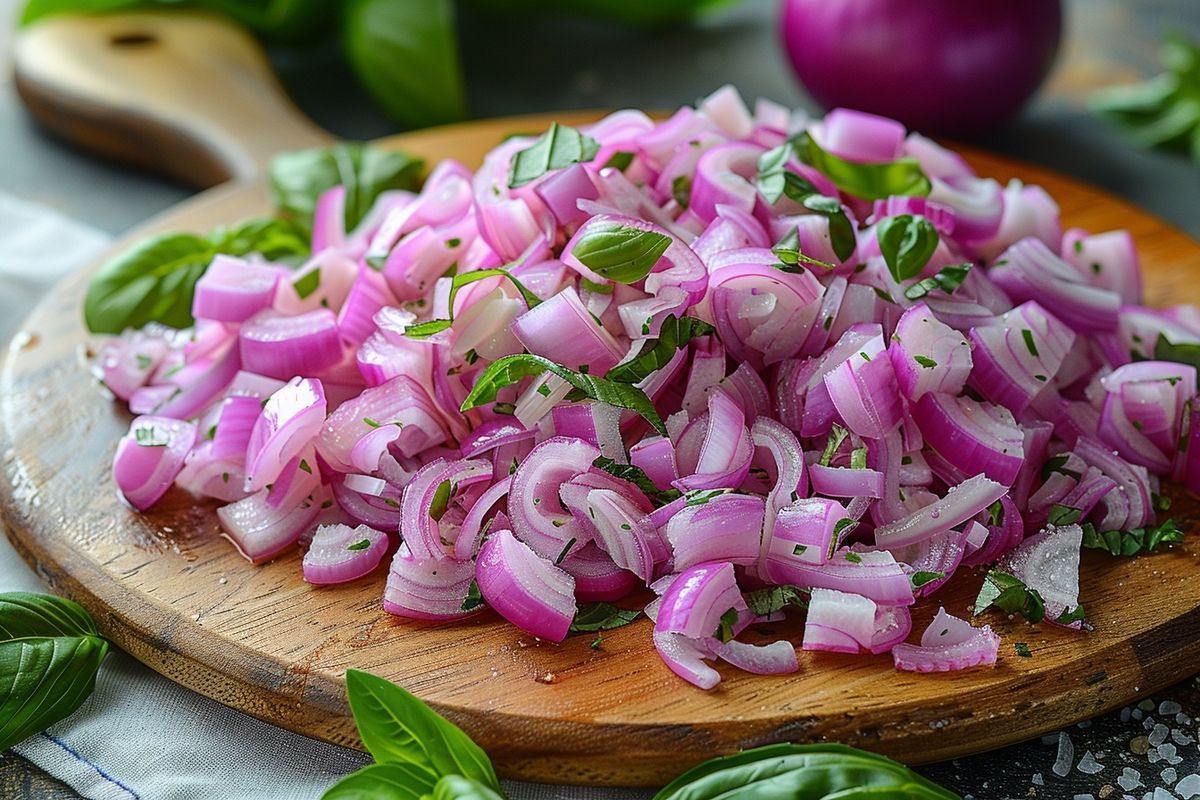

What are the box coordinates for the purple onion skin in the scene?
[780,0,1064,135]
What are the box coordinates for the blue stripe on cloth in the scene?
[40,732,141,799]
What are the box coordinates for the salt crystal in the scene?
[1054,731,1075,777]
[1151,724,1171,746]
[1164,768,1179,785]
[1150,789,1176,800]
[1145,716,1158,731]
[1119,768,1143,791]
[1161,701,1183,715]
[1176,774,1200,799]
[1032,772,1044,786]
[1043,733,1062,745]
[1176,713,1192,726]
[1171,729,1195,746]
[1078,751,1106,775]
[1073,796,1096,800]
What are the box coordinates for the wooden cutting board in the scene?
[5,10,1200,789]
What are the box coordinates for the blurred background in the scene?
[0,0,1197,237]
[1,1,1200,798]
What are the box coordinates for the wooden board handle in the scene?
[13,11,334,188]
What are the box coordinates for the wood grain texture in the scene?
[13,11,331,187]
[3,114,1200,787]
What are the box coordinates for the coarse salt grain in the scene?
[1118,767,1143,791]
[1078,751,1105,775]
[1053,731,1075,778]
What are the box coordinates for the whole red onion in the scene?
[780,0,1064,135]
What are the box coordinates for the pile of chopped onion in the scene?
[100,87,1196,688]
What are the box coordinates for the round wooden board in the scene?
[3,113,1200,788]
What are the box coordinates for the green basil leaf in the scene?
[793,131,932,200]
[507,122,601,188]
[973,570,1046,624]
[269,142,423,234]
[0,636,108,750]
[910,571,946,589]
[743,585,808,617]
[772,229,836,272]
[431,774,505,800]
[403,320,454,340]
[1154,334,1200,387]
[1081,518,1184,556]
[671,174,692,208]
[568,602,641,634]
[320,763,438,800]
[344,669,499,790]
[84,217,312,334]
[342,0,467,129]
[570,222,672,284]
[450,269,542,312]
[756,150,854,262]
[903,263,972,300]
[876,214,940,283]
[0,593,98,640]
[460,354,666,435]
[591,456,681,507]
[606,315,714,384]
[653,742,959,800]
[1046,504,1082,526]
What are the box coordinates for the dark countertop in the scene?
[2,0,1200,798]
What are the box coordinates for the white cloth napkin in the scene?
[0,192,652,800]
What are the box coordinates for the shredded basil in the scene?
[508,123,601,188]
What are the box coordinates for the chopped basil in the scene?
[429,479,453,522]
[671,174,692,208]
[1081,518,1184,556]
[914,355,937,369]
[1022,329,1040,357]
[602,151,636,172]
[713,607,740,643]
[849,446,868,470]
[554,538,576,565]
[1041,454,1082,481]
[508,123,600,188]
[844,551,863,564]
[1047,504,1082,526]
[1055,604,1086,625]
[818,424,850,467]
[347,538,372,551]
[135,354,153,370]
[755,145,855,261]
[771,228,836,273]
[986,500,1004,527]
[1014,642,1033,658]
[293,268,321,300]
[792,544,808,556]
[298,459,313,474]
[791,131,932,200]
[570,222,672,284]
[591,456,681,506]
[684,488,730,507]
[876,214,940,282]
[903,263,972,300]
[973,570,1046,624]
[134,427,169,447]
[568,602,640,634]
[1153,334,1200,388]
[743,585,808,617]
[605,315,714,385]
[460,353,666,435]
[910,571,946,589]
[363,416,382,428]
[402,319,453,340]
[461,580,485,612]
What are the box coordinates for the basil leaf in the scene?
[910,571,946,589]
[1047,504,1082,526]
[756,148,855,262]
[1081,518,1184,556]
[83,218,310,335]
[903,263,972,300]
[653,742,959,800]
[606,315,714,384]
[450,268,542,312]
[1154,333,1200,387]
[460,354,666,435]
[269,142,423,234]
[568,602,641,634]
[793,131,932,200]
[973,570,1046,624]
[592,456,681,507]
[570,222,672,284]
[671,174,692,208]
[345,669,499,790]
[876,214,940,282]
[320,763,438,800]
[432,775,505,800]
[772,229,836,272]
[403,320,454,340]
[507,122,601,188]
[0,593,108,751]
[743,585,808,617]
[0,593,98,640]
[342,0,467,129]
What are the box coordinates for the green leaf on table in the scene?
[0,592,108,751]
[1081,518,1185,557]
[568,602,641,634]
[972,570,1046,624]
[570,222,672,284]
[321,763,438,800]
[507,122,600,188]
[269,141,423,234]
[83,217,310,334]
[344,669,499,790]
[342,0,468,129]
[591,457,681,507]
[461,354,667,435]
[653,742,959,800]
[876,214,940,283]
[431,775,504,800]
[605,315,714,384]
[792,131,932,200]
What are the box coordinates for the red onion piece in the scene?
[476,529,576,642]
[239,308,343,381]
[192,255,283,323]
[244,377,326,493]
[384,543,480,621]
[802,588,877,653]
[666,493,765,572]
[914,393,1025,486]
[302,523,388,585]
[892,608,1000,672]
[217,458,322,563]
[113,416,197,510]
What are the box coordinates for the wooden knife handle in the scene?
[13,11,334,188]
